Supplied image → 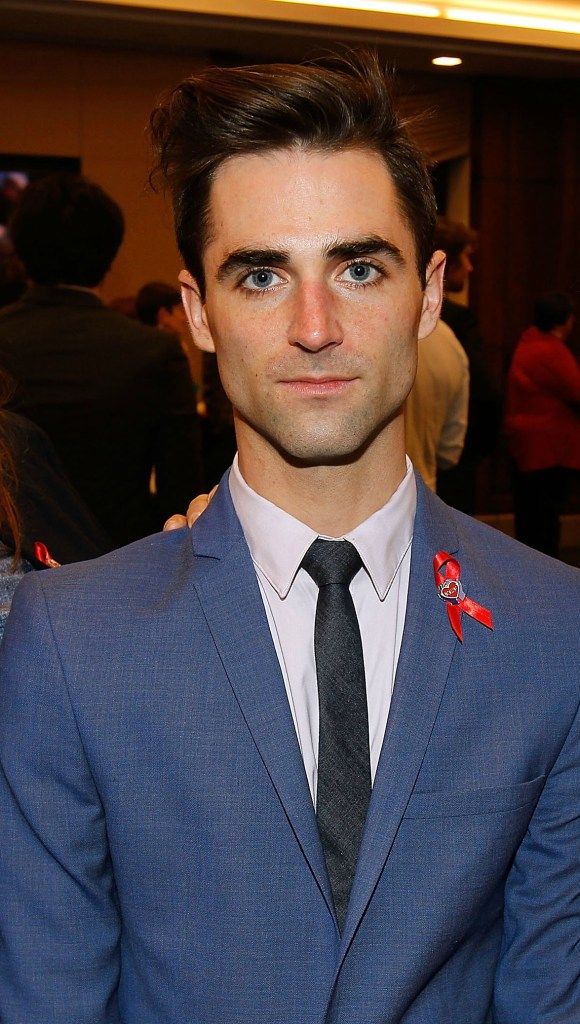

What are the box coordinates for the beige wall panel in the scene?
[0,43,82,156]
[0,41,204,380]
[79,48,202,301]
[0,42,203,299]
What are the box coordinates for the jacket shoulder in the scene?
[18,528,196,611]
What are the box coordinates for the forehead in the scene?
[204,146,415,261]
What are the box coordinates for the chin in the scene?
[270,424,385,467]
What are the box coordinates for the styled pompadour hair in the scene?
[150,51,436,295]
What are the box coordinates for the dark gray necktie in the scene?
[302,538,371,932]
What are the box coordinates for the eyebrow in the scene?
[325,236,406,267]
[216,235,406,282]
[217,249,291,281]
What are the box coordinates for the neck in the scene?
[236,417,407,537]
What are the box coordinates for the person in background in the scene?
[0,173,204,547]
[0,252,26,310]
[136,280,186,334]
[108,294,137,318]
[434,216,501,513]
[405,318,469,491]
[505,291,580,557]
[0,369,111,635]
[198,349,237,482]
[136,279,200,384]
[0,52,578,1024]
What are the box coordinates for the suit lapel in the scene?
[337,479,461,964]
[190,480,337,922]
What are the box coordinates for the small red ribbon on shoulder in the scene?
[33,541,61,569]
[433,550,493,642]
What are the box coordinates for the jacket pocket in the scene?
[404,774,546,819]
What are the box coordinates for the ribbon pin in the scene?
[33,541,61,569]
[433,550,493,642]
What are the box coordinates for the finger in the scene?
[185,493,211,528]
[163,514,188,531]
[185,484,219,528]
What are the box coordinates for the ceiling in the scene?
[1,0,579,78]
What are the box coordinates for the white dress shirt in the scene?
[229,456,416,805]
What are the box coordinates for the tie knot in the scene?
[301,539,362,588]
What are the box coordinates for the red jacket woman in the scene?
[506,323,580,472]
[505,292,580,556]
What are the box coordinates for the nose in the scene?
[287,282,343,352]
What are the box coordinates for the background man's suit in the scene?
[0,285,203,546]
[0,475,578,1023]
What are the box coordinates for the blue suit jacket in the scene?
[1,476,579,1023]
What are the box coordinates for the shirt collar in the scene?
[229,455,416,601]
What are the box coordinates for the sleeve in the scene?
[537,343,580,406]
[152,335,206,525]
[0,574,121,1023]
[436,341,470,471]
[492,698,580,1022]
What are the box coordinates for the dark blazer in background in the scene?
[0,410,112,565]
[0,286,204,547]
[437,297,502,514]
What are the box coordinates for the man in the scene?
[404,318,469,491]
[135,278,201,386]
[505,291,580,556]
[434,216,501,514]
[0,174,203,546]
[0,53,578,1024]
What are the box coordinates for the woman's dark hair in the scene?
[135,281,181,326]
[533,292,574,333]
[9,173,124,288]
[150,50,436,294]
[0,372,21,565]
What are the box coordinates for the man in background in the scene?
[405,317,469,491]
[135,280,189,339]
[0,174,203,546]
[434,216,500,513]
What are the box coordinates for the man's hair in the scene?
[9,173,124,287]
[135,281,181,326]
[150,51,437,294]
[533,292,574,333]
[433,216,477,269]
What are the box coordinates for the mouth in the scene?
[279,377,357,396]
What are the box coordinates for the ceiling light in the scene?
[444,6,580,33]
[269,0,580,35]
[432,55,463,65]
[273,0,440,17]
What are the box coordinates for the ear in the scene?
[418,250,446,341]
[179,269,216,353]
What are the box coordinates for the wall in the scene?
[0,40,201,302]
[470,77,580,511]
[471,77,579,376]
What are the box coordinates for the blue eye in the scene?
[247,269,276,289]
[346,262,374,282]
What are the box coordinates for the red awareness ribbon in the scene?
[433,550,493,642]
[33,541,61,569]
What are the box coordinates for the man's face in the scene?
[181,146,443,468]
